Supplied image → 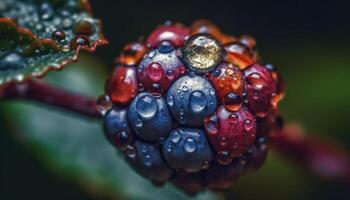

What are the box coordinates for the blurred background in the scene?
[1,0,350,199]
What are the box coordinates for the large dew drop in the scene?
[189,90,207,113]
[136,94,158,119]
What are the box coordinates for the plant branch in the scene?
[271,124,350,185]
[0,80,101,119]
[1,80,350,184]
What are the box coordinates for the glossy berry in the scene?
[101,20,284,194]
[209,62,244,111]
[244,64,276,117]
[162,128,214,173]
[204,106,257,164]
[166,75,217,127]
[104,107,134,151]
[137,47,186,95]
[128,92,173,142]
[116,42,147,66]
[107,65,138,105]
[224,42,255,70]
[146,24,189,48]
[125,140,173,182]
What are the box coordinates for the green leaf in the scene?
[0,0,107,85]
[0,54,219,200]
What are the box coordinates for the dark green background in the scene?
[1,0,350,199]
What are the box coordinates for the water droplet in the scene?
[0,52,25,71]
[141,145,148,153]
[144,154,152,166]
[228,114,238,126]
[158,41,174,53]
[135,118,143,127]
[202,160,210,169]
[126,146,136,159]
[189,90,207,113]
[167,95,174,106]
[182,86,188,92]
[243,119,253,132]
[217,151,232,165]
[146,62,163,82]
[171,131,181,143]
[184,137,196,153]
[74,20,95,36]
[70,35,90,49]
[52,30,66,41]
[136,95,158,119]
[166,144,173,152]
[96,95,113,115]
[219,137,228,146]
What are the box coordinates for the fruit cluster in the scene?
[99,20,284,194]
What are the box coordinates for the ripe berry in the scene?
[127,92,173,142]
[107,65,138,105]
[224,42,255,70]
[244,64,276,117]
[209,62,244,111]
[166,75,217,127]
[137,47,186,95]
[204,106,257,164]
[104,107,134,151]
[101,20,284,194]
[162,128,214,173]
[125,140,173,182]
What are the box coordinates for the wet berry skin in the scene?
[104,107,134,151]
[127,92,173,142]
[101,20,284,194]
[107,65,138,105]
[244,64,276,117]
[162,128,214,173]
[137,47,186,95]
[209,62,244,111]
[166,75,217,127]
[146,24,189,48]
[125,140,173,182]
[204,106,257,164]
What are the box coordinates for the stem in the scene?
[1,80,350,184]
[271,124,350,184]
[0,80,101,119]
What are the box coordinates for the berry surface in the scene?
[100,20,284,194]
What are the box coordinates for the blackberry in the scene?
[100,20,284,195]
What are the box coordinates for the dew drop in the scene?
[96,95,113,115]
[217,151,232,165]
[136,95,158,119]
[167,95,174,107]
[243,119,253,132]
[144,154,152,167]
[189,90,207,113]
[184,137,196,153]
[228,114,238,126]
[202,160,210,169]
[171,131,181,143]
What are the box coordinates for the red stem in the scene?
[1,80,350,184]
[0,80,101,118]
[271,125,350,185]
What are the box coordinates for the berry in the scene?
[224,42,255,70]
[127,92,173,142]
[125,140,173,182]
[115,42,147,66]
[162,128,214,173]
[209,62,245,111]
[146,24,189,48]
[137,47,186,95]
[205,157,248,190]
[101,20,284,194]
[104,107,134,151]
[245,136,269,170]
[107,65,138,105]
[244,64,276,117]
[182,34,223,73]
[204,106,257,164]
[166,75,217,127]
[171,172,204,195]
